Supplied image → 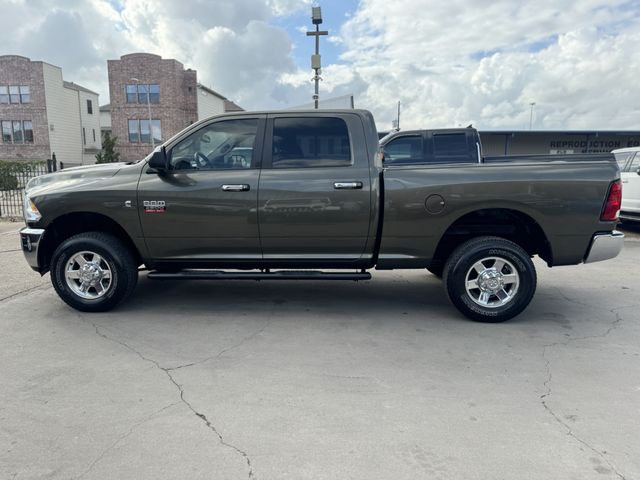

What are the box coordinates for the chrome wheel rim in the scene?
[65,251,112,300]
[465,257,519,308]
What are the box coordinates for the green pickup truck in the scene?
[20,110,624,322]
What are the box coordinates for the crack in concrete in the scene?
[0,284,50,303]
[540,307,627,480]
[84,317,270,480]
[76,401,179,479]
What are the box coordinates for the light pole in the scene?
[529,102,536,130]
[306,6,328,109]
[131,77,154,149]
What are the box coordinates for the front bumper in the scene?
[20,227,45,271]
[584,230,624,264]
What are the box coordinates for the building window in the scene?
[19,86,30,103]
[12,120,24,143]
[92,129,96,142]
[128,119,139,143]
[149,84,160,103]
[82,127,86,145]
[1,121,12,142]
[126,85,137,103]
[23,121,33,143]
[0,86,8,104]
[87,99,93,114]
[128,119,161,144]
[125,84,160,104]
[9,86,20,104]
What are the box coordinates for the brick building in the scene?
[0,55,101,166]
[106,53,242,161]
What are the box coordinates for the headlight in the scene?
[23,195,42,222]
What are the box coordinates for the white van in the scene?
[613,147,640,221]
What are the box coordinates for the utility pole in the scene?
[529,102,536,130]
[306,6,328,109]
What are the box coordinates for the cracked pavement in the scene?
[1,220,639,479]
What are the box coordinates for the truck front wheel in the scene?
[50,232,138,312]
[443,237,536,322]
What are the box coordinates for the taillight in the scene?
[601,180,622,221]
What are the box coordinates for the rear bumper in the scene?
[584,230,624,264]
[19,227,45,272]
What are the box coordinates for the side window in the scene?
[271,117,351,168]
[628,153,639,172]
[169,118,258,171]
[614,152,632,170]
[432,133,473,163]
[383,136,423,164]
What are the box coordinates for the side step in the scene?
[147,269,372,281]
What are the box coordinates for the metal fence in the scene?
[0,160,56,217]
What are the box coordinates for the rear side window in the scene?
[614,152,634,170]
[272,117,351,168]
[383,135,424,164]
[628,153,639,172]
[432,133,473,163]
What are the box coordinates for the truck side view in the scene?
[20,110,624,322]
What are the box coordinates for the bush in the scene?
[0,174,18,191]
[0,160,47,190]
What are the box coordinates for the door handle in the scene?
[222,184,250,192]
[333,181,363,190]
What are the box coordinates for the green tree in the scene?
[95,132,120,163]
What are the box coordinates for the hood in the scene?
[25,162,128,193]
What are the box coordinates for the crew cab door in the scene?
[137,116,265,261]
[257,113,372,262]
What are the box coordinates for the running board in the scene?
[147,270,371,281]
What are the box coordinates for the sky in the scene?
[1,0,640,131]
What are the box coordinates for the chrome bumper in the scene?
[584,230,624,264]
[20,227,45,271]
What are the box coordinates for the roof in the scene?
[223,100,244,112]
[196,83,227,100]
[480,130,640,135]
[99,103,111,112]
[63,81,99,96]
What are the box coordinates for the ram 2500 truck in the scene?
[20,110,624,322]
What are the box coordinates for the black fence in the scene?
[0,158,59,217]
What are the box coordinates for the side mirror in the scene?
[636,166,640,176]
[148,146,167,172]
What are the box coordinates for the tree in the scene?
[95,132,120,163]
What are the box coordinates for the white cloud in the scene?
[1,0,639,130]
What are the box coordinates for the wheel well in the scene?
[38,212,142,272]
[430,209,552,267]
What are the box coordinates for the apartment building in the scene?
[0,55,101,166]
[106,53,242,161]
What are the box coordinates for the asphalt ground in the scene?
[1,219,639,480]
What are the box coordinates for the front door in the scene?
[257,114,373,263]
[138,116,265,262]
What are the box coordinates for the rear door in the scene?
[428,129,479,163]
[257,113,372,262]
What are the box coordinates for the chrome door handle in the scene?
[222,184,250,192]
[333,181,363,190]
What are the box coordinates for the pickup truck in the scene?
[20,110,624,322]
[612,147,640,222]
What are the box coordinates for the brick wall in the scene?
[108,53,198,161]
[0,55,51,161]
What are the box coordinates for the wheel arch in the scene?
[431,207,553,268]
[38,211,143,273]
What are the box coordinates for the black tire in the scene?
[443,236,536,322]
[50,232,138,312]
[427,264,444,279]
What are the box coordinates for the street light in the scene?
[131,77,154,149]
[306,6,328,109]
[529,102,536,130]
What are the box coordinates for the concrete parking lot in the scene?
[1,220,639,480]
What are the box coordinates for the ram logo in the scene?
[143,200,166,213]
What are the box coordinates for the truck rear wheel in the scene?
[443,236,536,322]
[50,232,138,312]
